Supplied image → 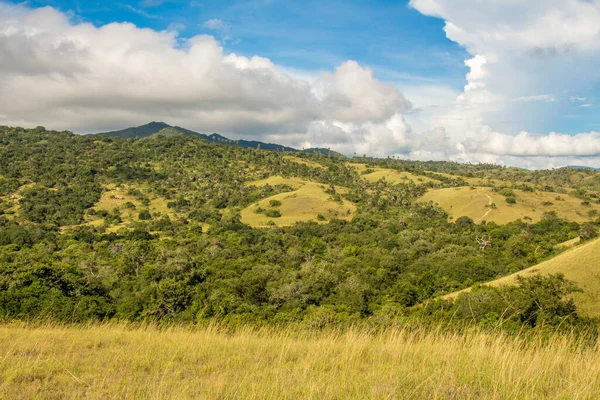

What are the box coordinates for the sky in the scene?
[1,0,600,168]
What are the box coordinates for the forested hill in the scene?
[95,121,344,156]
[0,125,598,331]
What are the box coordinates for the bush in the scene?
[269,200,282,207]
[265,210,281,218]
[138,210,152,220]
[506,196,517,204]
[455,216,474,227]
[499,188,515,197]
[580,223,598,241]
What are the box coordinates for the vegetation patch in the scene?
[241,178,355,227]
[283,155,326,169]
[448,237,600,316]
[347,163,439,185]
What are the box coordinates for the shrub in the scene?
[269,200,282,207]
[265,210,281,218]
[580,223,598,241]
[138,210,152,220]
[506,196,517,204]
[499,188,515,197]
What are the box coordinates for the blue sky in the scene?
[16,0,469,88]
[3,0,600,168]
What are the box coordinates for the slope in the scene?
[240,177,355,227]
[418,187,600,224]
[448,238,600,316]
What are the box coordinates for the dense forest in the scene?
[0,126,597,334]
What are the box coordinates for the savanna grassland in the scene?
[448,233,600,316]
[2,125,600,398]
[2,323,600,399]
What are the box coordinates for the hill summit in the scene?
[94,122,344,156]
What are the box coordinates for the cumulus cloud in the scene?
[405,0,600,168]
[3,1,600,168]
[0,3,411,156]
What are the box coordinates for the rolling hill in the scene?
[240,177,356,227]
[2,125,600,333]
[447,238,600,316]
[347,163,441,185]
[417,186,600,224]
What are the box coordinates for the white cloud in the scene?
[3,2,600,169]
[580,104,594,108]
[408,0,600,168]
[514,94,556,103]
[203,18,229,31]
[0,3,411,156]
[202,18,232,42]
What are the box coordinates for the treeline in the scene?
[0,126,598,335]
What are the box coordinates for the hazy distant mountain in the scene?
[566,165,600,171]
[94,122,345,157]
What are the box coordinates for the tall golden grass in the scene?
[1,322,599,399]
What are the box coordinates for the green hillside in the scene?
[0,125,599,334]
[447,238,600,316]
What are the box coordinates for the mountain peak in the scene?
[94,123,345,157]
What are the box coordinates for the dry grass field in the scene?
[447,238,600,316]
[1,323,600,399]
[241,177,355,227]
[86,185,176,231]
[347,163,439,185]
[418,186,600,224]
[282,156,326,169]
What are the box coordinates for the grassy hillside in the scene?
[1,323,600,399]
[241,177,355,227]
[448,238,600,316]
[2,125,600,331]
[348,163,439,185]
[418,186,600,224]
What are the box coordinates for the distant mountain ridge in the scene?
[94,122,344,157]
[565,165,600,171]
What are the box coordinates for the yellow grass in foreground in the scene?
[1,323,600,399]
